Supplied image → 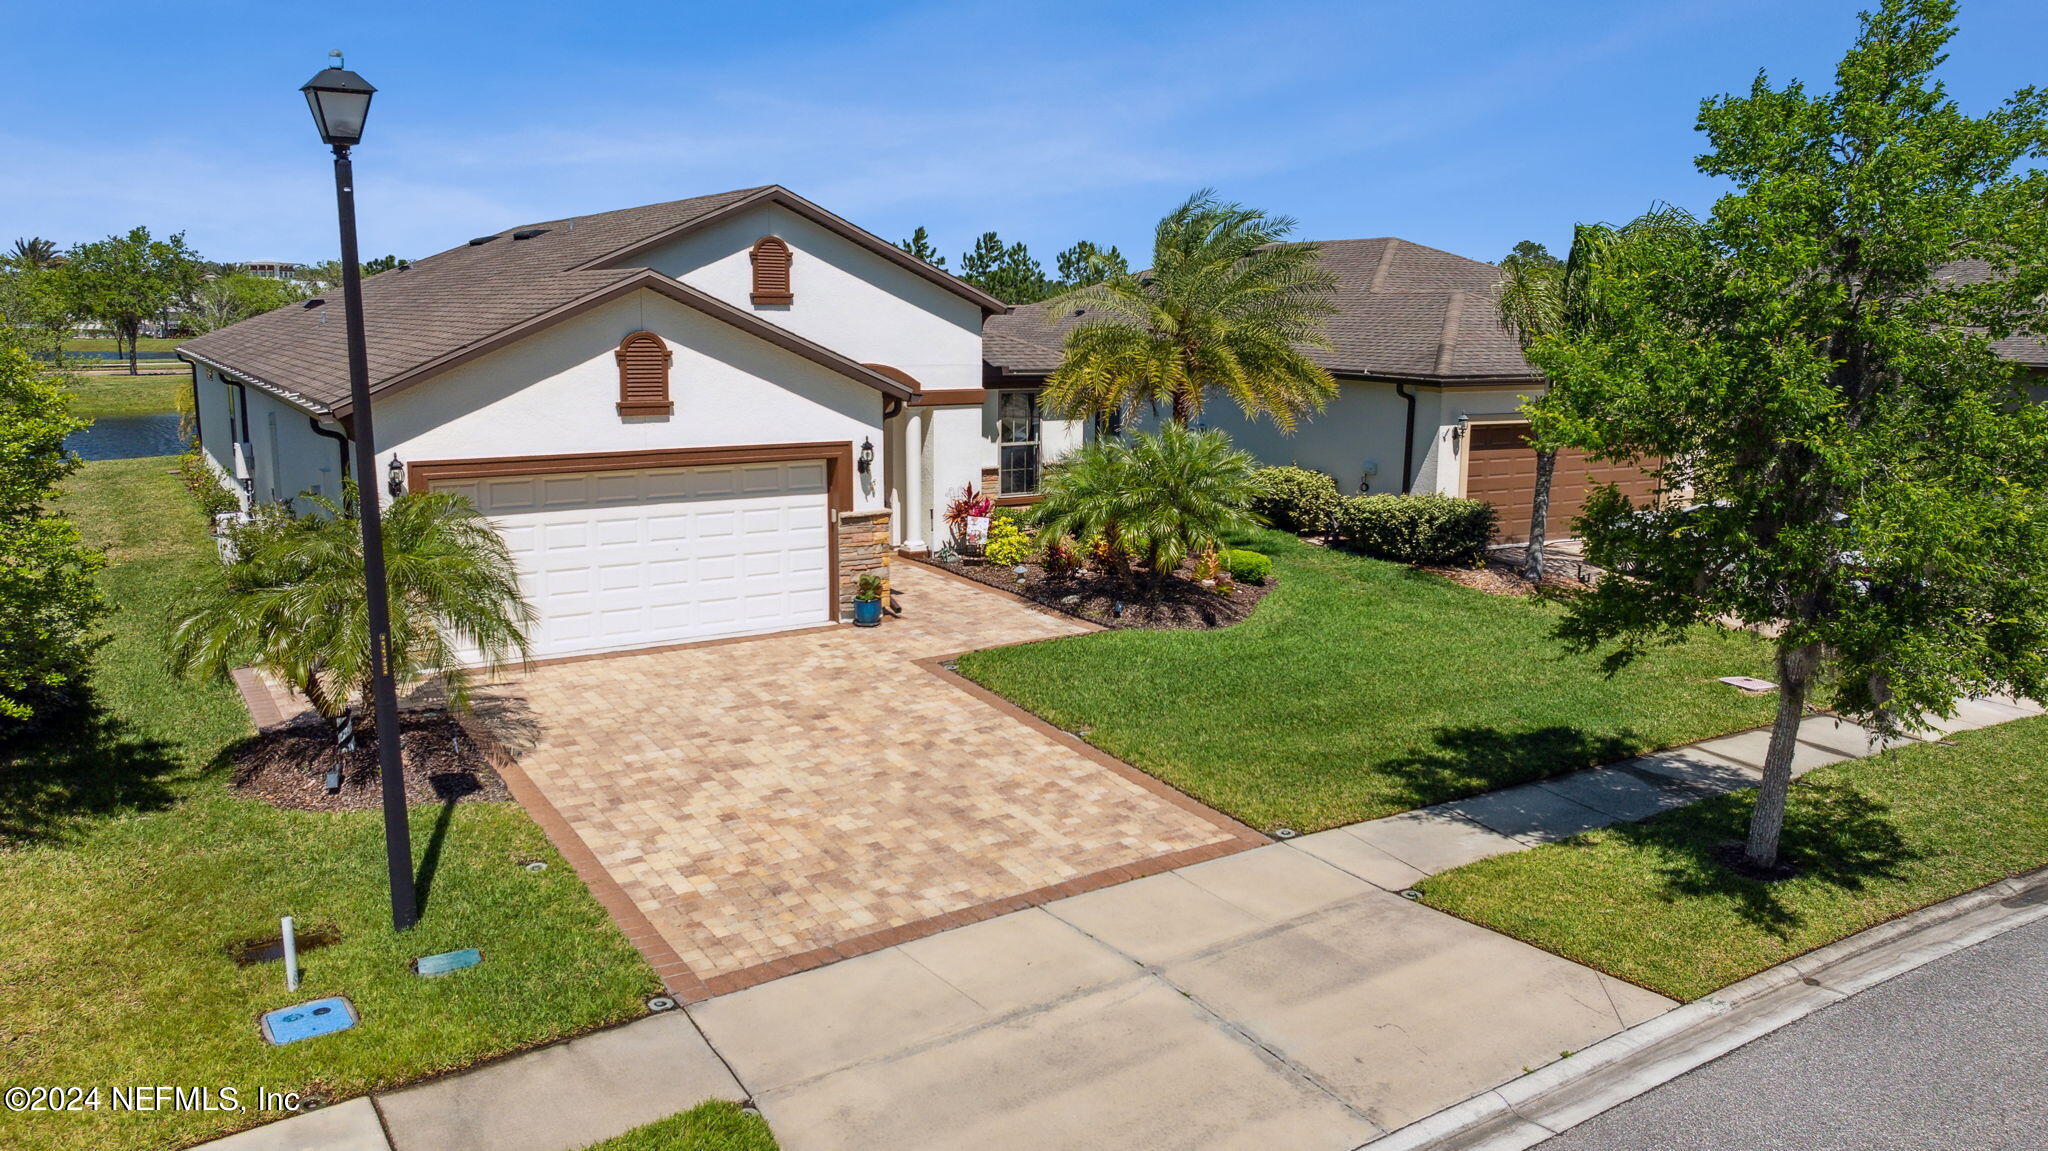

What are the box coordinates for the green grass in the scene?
[1417,717,2048,1001]
[582,1102,779,1151]
[64,365,191,418]
[956,529,1778,832]
[63,336,185,354]
[1,457,658,1151]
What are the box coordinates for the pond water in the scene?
[67,413,186,461]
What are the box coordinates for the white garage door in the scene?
[440,460,832,659]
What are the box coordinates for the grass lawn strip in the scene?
[581,1102,779,1151]
[1416,714,2048,1002]
[64,365,192,418]
[0,457,657,1151]
[62,336,186,354]
[957,528,1777,833]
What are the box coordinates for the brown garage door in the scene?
[1465,423,1660,545]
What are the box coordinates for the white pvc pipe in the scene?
[282,916,300,992]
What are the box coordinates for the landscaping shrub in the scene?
[0,345,104,724]
[984,516,1034,566]
[1249,465,1343,533]
[175,446,237,520]
[1223,548,1273,584]
[1334,493,1497,567]
[1041,534,1083,577]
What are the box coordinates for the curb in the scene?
[1358,865,2048,1151]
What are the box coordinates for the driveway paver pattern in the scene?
[470,562,1258,998]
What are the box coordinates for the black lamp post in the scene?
[303,55,418,931]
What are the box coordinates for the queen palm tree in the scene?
[171,486,534,738]
[7,237,60,271]
[1043,190,1338,430]
[1032,423,1261,594]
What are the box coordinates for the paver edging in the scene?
[1356,863,2048,1151]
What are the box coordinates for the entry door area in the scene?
[1465,423,1661,545]
[439,460,832,659]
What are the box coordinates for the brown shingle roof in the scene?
[1936,259,2048,368]
[180,185,992,415]
[983,237,1539,385]
[984,243,2048,382]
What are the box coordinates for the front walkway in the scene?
[469,562,1263,1001]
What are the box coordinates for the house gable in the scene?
[628,201,988,394]
[375,288,888,512]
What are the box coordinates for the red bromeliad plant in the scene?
[943,483,993,551]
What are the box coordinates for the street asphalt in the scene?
[1540,912,2048,1150]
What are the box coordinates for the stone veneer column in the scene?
[836,509,893,619]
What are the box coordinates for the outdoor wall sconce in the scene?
[858,438,875,475]
[386,456,405,498]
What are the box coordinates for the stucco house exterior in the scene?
[987,240,2048,545]
[178,185,1080,661]
[984,237,1661,545]
[180,187,2048,660]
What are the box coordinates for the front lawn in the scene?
[65,365,191,418]
[584,1102,779,1151]
[956,529,1777,832]
[1417,716,2048,1001]
[1,457,657,1151]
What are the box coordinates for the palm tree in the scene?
[171,486,534,737]
[7,237,60,271]
[1032,424,1261,593]
[1043,190,1339,430]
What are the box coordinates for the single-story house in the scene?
[985,237,1661,545]
[179,185,1082,661]
[985,241,2048,544]
[181,186,2048,661]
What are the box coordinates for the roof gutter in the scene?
[177,348,335,417]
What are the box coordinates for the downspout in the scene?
[880,396,905,512]
[1394,381,1418,494]
[309,417,350,480]
[178,353,202,445]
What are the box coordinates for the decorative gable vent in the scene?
[750,236,793,305]
[614,330,674,417]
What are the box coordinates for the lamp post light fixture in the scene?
[302,53,418,932]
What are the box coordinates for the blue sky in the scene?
[4,0,2040,268]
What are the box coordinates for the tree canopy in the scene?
[1525,0,2048,868]
[60,227,202,372]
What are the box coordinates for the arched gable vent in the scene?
[750,236,794,305]
[614,330,674,416]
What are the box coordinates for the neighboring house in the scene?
[985,240,2048,545]
[178,185,1080,661]
[241,260,302,280]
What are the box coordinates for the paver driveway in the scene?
[472,562,1261,1000]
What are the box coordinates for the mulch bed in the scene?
[229,711,510,813]
[1420,546,1602,598]
[927,555,1273,629]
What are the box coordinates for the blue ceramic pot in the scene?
[853,597,883,627]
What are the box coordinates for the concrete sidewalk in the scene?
[199,697,2043,1151]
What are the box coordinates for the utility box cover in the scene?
[414,947,483,977]
[260,996,358,1046]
